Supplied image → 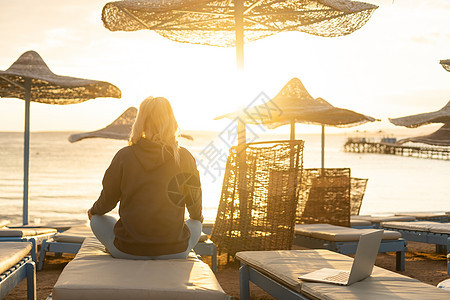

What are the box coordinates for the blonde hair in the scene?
[129,96,180,163]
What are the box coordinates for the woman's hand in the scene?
[88,208,93,220]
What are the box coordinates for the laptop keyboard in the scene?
[323,271,350,283]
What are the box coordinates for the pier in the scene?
[343,138,450,160]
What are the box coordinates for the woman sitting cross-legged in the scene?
[88,96,203,259]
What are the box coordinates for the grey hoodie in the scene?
[90,138,203,256]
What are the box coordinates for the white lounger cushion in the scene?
[351,215,416,223]
[53,226,95,243]
[302,277,450,300]
[349,219,372,227]
[0,242,32,274]
[295,224,401,241]
[395,213,448,219]
[382,221,450,234]
[52,237,227,300]
[0,227,57,237]
[236,250,450,299]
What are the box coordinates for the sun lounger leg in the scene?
[436,245,446,254]
[26,261,36,300]
[239,264,251,300]
[212,245,217,273]
[447,237,450,275]
[38,239,49,271]
[30,239,37,262]
[396,250,405,271]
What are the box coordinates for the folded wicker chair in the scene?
[350,177,368,216]
[211,140,304,256]
[297,168,351,227]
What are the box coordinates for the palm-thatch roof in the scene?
[389,101,450,128]
[102,0,378,47]
[0,51,121,103]
[69,107,137,142]
[397,123,450,146]
[440,59,450,72]
[69,107,194,142]
[215,77,378,128]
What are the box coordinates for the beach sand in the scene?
[4,241,450,300]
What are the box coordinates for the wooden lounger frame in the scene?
[380,226,450,274]
[193,240,217,273]
[0,232,56,262]
[0,255,36,300]
[293,235,407,271]
[240,264,309,300]
[38,239,82,270]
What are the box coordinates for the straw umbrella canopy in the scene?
[102,0,378,144]
[396,123,450,147]
[440,59,450,72]
[389,101,450,128]
[101,0,378,49]
[215,77,378,168]
[0,50,122,225]
[69,106,193,142]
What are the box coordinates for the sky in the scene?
[1,0,450,136]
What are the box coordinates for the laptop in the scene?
[298,229,384,286]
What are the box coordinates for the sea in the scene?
[0,131,449,226]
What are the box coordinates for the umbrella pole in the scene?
[23,78,31,225]
[235,0,245,145]
[290,119,295,140]
[234,0,249,237]
[321,124,325,172]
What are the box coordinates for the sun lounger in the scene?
[236,249,450,300]
[0,242,36,300]
[38,226,217,272]
[194,235,218,273]
[349,218,373,228]
[294,224,407,270]
[351,215,416,228]
[0,228,57,262]
[394,213,449,222]
[38,226,94,270]
[52,236,228,300]
[380,221,450,274]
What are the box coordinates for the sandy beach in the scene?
[4,240,450,300]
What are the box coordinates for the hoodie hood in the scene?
[131,138,174,171]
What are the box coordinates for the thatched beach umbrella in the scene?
[101,0,378,144]
[389,101,450,128]
[396,124,450,147]
[216,77,378,168]
[69,106,194,142]
[0,50,121,225]
[440,59,450,72]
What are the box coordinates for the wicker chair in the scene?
[296,168,351,227]
[350,177,368,216]
[211,140,304,256]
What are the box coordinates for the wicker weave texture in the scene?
[0,51,121,104]
[102,0,377,47]
[350,177,368,216]
[297,168,351,227]
[211,140,304,255]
